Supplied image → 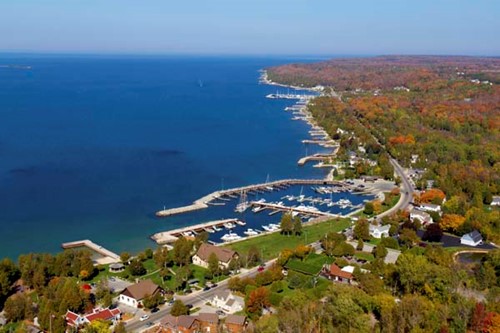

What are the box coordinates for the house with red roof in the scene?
[65,307,121,329]
[320,263,354,284]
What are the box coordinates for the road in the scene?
[376,158,414,220]
[125,260,276,332]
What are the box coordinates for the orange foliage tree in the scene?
[439,214,465,231]
[419,189,446,204]
[245,287,271,315]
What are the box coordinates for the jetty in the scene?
[151,218,239,245]
[155,178,348,218]
[61,240,120,265]
[298,153,336,166]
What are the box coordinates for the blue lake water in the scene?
[0,55,365,259]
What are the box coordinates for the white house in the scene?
[193,243,239,269]
[118,279,162,308]
[491,196,500,206]
[410,209,433,225]
[212,291,244,314]
[461,230,483,247]
[418,203,441,213]
[65,308,121,328]
[369,224,390,239]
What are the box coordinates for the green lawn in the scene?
[286,253,333,275]
[354,252,375,262]
[368,238,381,245]
[356,193,401,218]
[225,219,351,261]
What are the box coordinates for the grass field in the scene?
[286,253,333,275]
[226,218,351,261]
[354,252,375,262]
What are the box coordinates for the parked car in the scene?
[216,310,225,315]
[203,286,211,291]
[186,304,193,309]
[151,307,160,313]
[257,266,265,272]
[145,322,153,327]
[140,315,150,322]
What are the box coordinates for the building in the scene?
[197,313,219,333]
[491,196,500,206]
[212,291,244,314]
[224,315,248,333]
[410,209,433,225]
[118,279,162,308]
[65,308,121,328]
[461,230,483,247]
[418,203,441,213]
[109,263,125,273]
[321,263,354,284]
[192,243,239,270]
[161,315,200,333]
[369,224,390,239]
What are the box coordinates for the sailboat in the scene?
[264,174,273,191]
[234,190,249,213]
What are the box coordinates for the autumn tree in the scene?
[246,287,271,316]
[422,223,443,242]
[172,237,193,267]
[3,293,33,323]
[170,300,189,316]
[440,214,466,232]
[280,213,293,236]
[153,246,170,268]
[354,219,370,241]
[128,259,146,276]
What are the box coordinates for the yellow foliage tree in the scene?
[439,214,465,231]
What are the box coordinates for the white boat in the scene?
[213,226,222,232]
[252,205,265,213]
[204,227,215,234]
[224,222,235,229]
[243,229,259,236]
[235,220,246,226]
[221,232,242,242]
[235,191,249,213]
[182,231,195,237]
[262,225,273,232]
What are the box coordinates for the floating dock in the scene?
[250,201,335,218]
[61,240,120,265]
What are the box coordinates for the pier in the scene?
[61,240,120,265]
[151,218,240,245]
[298,153,336,166]
[250,201,335,218]
[155,178,346,218]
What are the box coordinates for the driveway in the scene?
[107,277,133,293]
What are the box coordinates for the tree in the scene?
[373,244,388,259]
[440,214,466,232]
[293,216,303,236]
[207,253,220,279]
[170,300,189,316]
[84,319,111,333]
[114,321,127,333]
[172,237,193,267]
[153,246,170,269]
[422,224,443,242]
[247,246,261,267]
[246,287,271,316]
[364,202,374,215]
[357,239,364,251]
[120,252,131,264]
[280,213,293,236]
[159,268,172,283]
[128,259,146,276]
[142,293,163,310]
[399,228,420,249]
[144,248,154,259]
[294,245,310,261]
[353,219,370,241]
[3,293,32,323]
[321,232,346,256]
[380,236,399,249]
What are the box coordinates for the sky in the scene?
[0,0,499,56]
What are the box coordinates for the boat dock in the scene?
[61,240,120,265]
[298,153,336,166]
[155,178,346,218]
[250,201,335,218]
[151,218,239,245]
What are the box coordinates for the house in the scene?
[192,243,239,270]
[65,308,121,328]
[491,196,500,206]
[161,315,200,333]
[461,230,483,247]
[321,263,353,284]
[118,279,162,308]
[369,224,390,239]
[212,291,244,314]
[418,203,441,213]
[410,209,433,225]
[224,315,248,333]
[197,313,219,333]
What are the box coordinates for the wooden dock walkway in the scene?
[61,239,120,265]
[155,178,345,218]
[249,201,335,218]
[151,218,239,244]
